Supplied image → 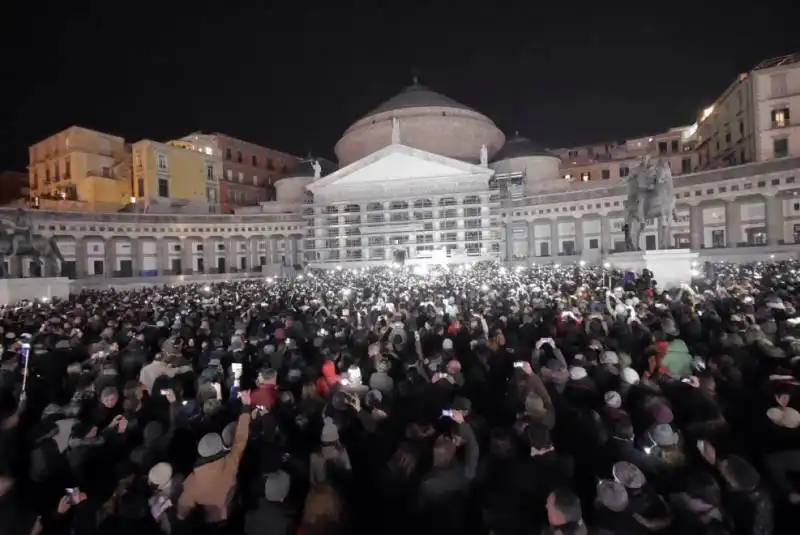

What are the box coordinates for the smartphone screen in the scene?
[231,363,243,387]
[20,342,31,366]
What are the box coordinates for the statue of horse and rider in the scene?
[0,209,64,277]
[624,155,677,251]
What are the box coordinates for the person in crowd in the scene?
[3,260,800,535]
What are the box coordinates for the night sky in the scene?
[0,3,795,171]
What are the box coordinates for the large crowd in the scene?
[1,260,800,535]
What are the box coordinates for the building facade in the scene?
[28,126,132,212]
[203,133,299,213]
[692,52,800,170]
[131,140,215,214]
[10,53,800,282]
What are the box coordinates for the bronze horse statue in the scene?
[0,228,64,277]
[624,157,677,251]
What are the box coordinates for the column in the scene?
[766,195,785,245]
[157,238,170,275]
[131,238,142,276]
[504,224,513,261]
[725,200,741,247]
[600,216,611,254]
[689,204,703,250]
[104,238,117,277]
[75,237,88,278]
[181,239,193,274]
[203,238,214,273]
[528,220,536,259]
[550,219,559,257]
[574,217,584,255]
[226,237,236,273]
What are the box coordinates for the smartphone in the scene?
[441,409,454,418]
[65,488,78,504]
[513,361,525,369]
[340,378,351,386]
[20,342,31,366]
[160,389,169,396]
[256,405,266,412]
[231,363,243,387]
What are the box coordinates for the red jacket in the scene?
[250,384,278,409]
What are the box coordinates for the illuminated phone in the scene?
[513,361,525,368]
[231,363,243,387]
[20,342,31,365]
[441,409,454,418]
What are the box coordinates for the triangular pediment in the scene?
[307,144,491,192]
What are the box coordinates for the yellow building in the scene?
[132,140,215,213]
[28,126,133,212]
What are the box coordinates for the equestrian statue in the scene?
[624,155,677,251]
[0,209,64,277]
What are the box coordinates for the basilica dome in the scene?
[490,134,561,195]
[334,82,505,166]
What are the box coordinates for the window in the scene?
[225,148,232,160]
[619,166,629,178]
[238,171,244,183]
[54,161,60,180]
[773,138,789,158]
[658,141,668,154]
[236,151,242,163]
[601,169,610,179]
[226,169,233,180]
[681,157,692,174]
[267,159,275,170]
[157,153,168,170]
[251,155,258,166]
[770,73,787,98]
[206,165,214,180]
[64,156,71,178]
[588,238,599,249]
[671,140,679,153]
[135,152,142,167]
[711,229,725,248]
[563,174,572,181]
[580,172,590,182]
[158,178,169,198]
[253,175,258,185]
[771,108,790,129]
[137,178,144,197]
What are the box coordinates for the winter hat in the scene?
[651,423,679,446]
[452,396,472,412]
[221,421,237,449]
[651,403,674,424]
[369,371,394,395]
[148,462,173,490]
[197,432,224,458]
[597,480,629,512]
[264,470,291,502]
[365,389,383,408]
[600,351,620,366]
[613,461,645,489]
[524,392,546,417]
[622,367,640,385]
[321,417,339,443]
[766,406,800,428]
[604,391,622,409]
[569,366,588,381]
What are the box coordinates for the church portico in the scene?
[305,143,501,268]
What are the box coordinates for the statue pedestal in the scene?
[609,249,699,289]
[0,277,72,305]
